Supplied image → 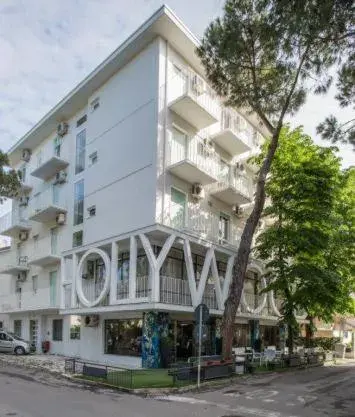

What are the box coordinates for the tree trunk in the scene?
[222,128,280,359]
[305,316,315,343]
[288,321,294,355]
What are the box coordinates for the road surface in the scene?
[0,362,354,416]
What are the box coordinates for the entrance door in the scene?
[29,320,38,349]
[49,271,57,307]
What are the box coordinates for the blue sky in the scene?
[0,0,353,168]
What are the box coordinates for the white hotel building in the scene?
[0,6,285,368]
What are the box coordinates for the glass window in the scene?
[52,319,63,341]
[219,213,230,242]
[170,188,186,229]
[73,231,83,248]
[14,320,22,337]
[74,180,84,225]
[75,130,86,174]
[19,165,26,183]
[104,319,142,356]
[53,137,62,157]
[70,316,81,340]
[32,275,38,294]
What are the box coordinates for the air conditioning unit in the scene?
[54,170,67,185]
[19,196,29,207]
[235,162,246,173]
[56,213,66,225]
[17,272,27,283]
[21,149,31,162]
[19,231,29,241]
[232,205,245,218]
[191,183,205,200]
[191,74,205,95]
[57,122,69,137]
[84,315,99,327]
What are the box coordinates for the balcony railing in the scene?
[209,163,254,205]
[0,288,59,313]
[168,69,220,129]
[28,235,61,267]
[0,254,29,275]
[81,279,109,306]
[0,210,31,238]
[167,134,219,185]
[31,142,69,180]
[211,108,253,155]
[29,186,67,223]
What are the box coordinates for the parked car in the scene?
[0,330,35,355]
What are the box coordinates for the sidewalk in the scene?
[0,353,66,374]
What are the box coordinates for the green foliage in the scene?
[0,150,20,202]
[297,337,341,351]
[255,126,355,345]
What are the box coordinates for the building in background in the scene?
[0,6,300,367]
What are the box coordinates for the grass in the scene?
[75,368,192,389]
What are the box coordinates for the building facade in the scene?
[0,6,293,368]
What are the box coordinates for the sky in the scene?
[0,0,353,170]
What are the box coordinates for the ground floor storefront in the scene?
[2,310,281,368]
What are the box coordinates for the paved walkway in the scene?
[0,353,66,374]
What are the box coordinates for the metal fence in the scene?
[64,357,236,389]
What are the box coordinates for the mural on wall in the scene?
[142,311,170,368]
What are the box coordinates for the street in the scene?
[0,363,355,417]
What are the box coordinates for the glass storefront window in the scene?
[104,319,142,356]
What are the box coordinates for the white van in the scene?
[0,330,35,355]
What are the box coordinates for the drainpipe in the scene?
[160,39,169,225]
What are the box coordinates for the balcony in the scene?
[29,186,67,223]
[168,69,220,130]
[28,235,61,267]
[0,255,29,275]
[211,109,253,156]
[166,205,241,248]
[0,288,59,313]
[167,135,219,185]
[0,210,31,238]
[31,146,69,181]
[209,164,254,206]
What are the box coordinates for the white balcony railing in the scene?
[0,209,31,237]
[167,134,220,184]
[214,163,254,201]
[0,288,58,313]
[81,279,108,306]
[168,68,221,129]
[218,108,254,148]
[28,234,61,267]
[29,185,67,222]
[31,140,69,180]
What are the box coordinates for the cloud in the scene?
[0,0,352,168]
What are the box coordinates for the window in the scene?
[104,319,142,356]
[32,275,38,294]
[0,322,3,329]
[53,137,62,157]
[14,320,22,337]
[73,230,83,248]
[76,114,87,128]
[75,130,86,174]
[19,165,26,183]
[219,213,230,242]
[171,127,187,163]
[70,316,81,340]
[87,205,96,217]
[73,180,84,225]
[89,151,98,166]
[52,319,63,341]
[33,235,39,251]
[90,98,100,112]
[170,188,186,229]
